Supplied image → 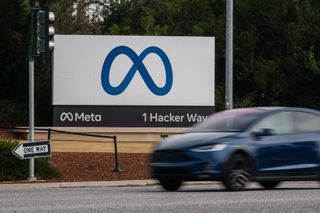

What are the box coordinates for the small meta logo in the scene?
[60,112,101,122]
[60,112,73,121]
[101,46,173,96]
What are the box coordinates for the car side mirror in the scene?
[252,128,274,139]
[260,128,274,136]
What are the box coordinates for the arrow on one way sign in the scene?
[12,140,51,160]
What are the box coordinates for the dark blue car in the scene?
[150,107,320,191]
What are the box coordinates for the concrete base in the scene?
[27,177,37,181]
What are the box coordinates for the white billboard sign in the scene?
[53,35,214,106]
[53,35,215,127]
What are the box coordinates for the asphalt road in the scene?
[0,182,319,213]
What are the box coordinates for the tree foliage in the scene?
[0,0,319,125]
[234,0,320,108]
[0,0,30,101]
[98,0,320,109]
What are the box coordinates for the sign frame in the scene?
[53,35,215,127]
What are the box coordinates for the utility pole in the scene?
[225,0,233,110]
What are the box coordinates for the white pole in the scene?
[28,9,36,180]
[226,0,233,110]
[28,53,35,180]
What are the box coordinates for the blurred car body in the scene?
[150,107,320,191]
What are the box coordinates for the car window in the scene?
[192,109,264,132]
[252,112,293,135]
[292,112,320,133]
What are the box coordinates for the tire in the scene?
[259,181,280,189]
[159,179,182,191]
[223,154,251,191]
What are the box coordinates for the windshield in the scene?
[192,108,266,132]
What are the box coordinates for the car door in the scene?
[287,111,320,176]
[252,111,297,176]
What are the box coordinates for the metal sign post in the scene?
[28,52,35,180]
[28,9,36,180]
[26,3,55,180]
[226,0,233,110]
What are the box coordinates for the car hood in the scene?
[155,132,239,150]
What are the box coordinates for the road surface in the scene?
[0,182,319,212]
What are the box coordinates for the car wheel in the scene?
[259,181,280,189]
[159,179,182,191]
[223,154,251,191]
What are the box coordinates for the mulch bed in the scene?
[50,152,152,182]
[1,130,153,182]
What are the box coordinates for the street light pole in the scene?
[225,0,233,110]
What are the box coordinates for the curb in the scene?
[0,180,217,189]
[0,180,158,189]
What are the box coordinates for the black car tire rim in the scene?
[228,169,250,190]
[223,154,251,191]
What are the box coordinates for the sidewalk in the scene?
[0,179,158,189]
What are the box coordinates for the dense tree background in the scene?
[0,0,319,125]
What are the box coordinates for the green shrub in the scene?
[0,139,61,181]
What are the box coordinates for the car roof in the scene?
[223,107,283,114]
[235,106,320,115]
[254,106,284,111]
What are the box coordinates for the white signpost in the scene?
[12,140,51,160]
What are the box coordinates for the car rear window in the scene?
[192,108,265,132]
[292,112,320,132]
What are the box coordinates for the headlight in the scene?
[191,144,227,152]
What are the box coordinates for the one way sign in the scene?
[12,140,51,160]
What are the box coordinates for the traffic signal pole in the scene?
[28,9,36,180]
[28,48,35,180]
[27,6,55,180]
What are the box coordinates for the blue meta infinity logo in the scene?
[101,46,173,96]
